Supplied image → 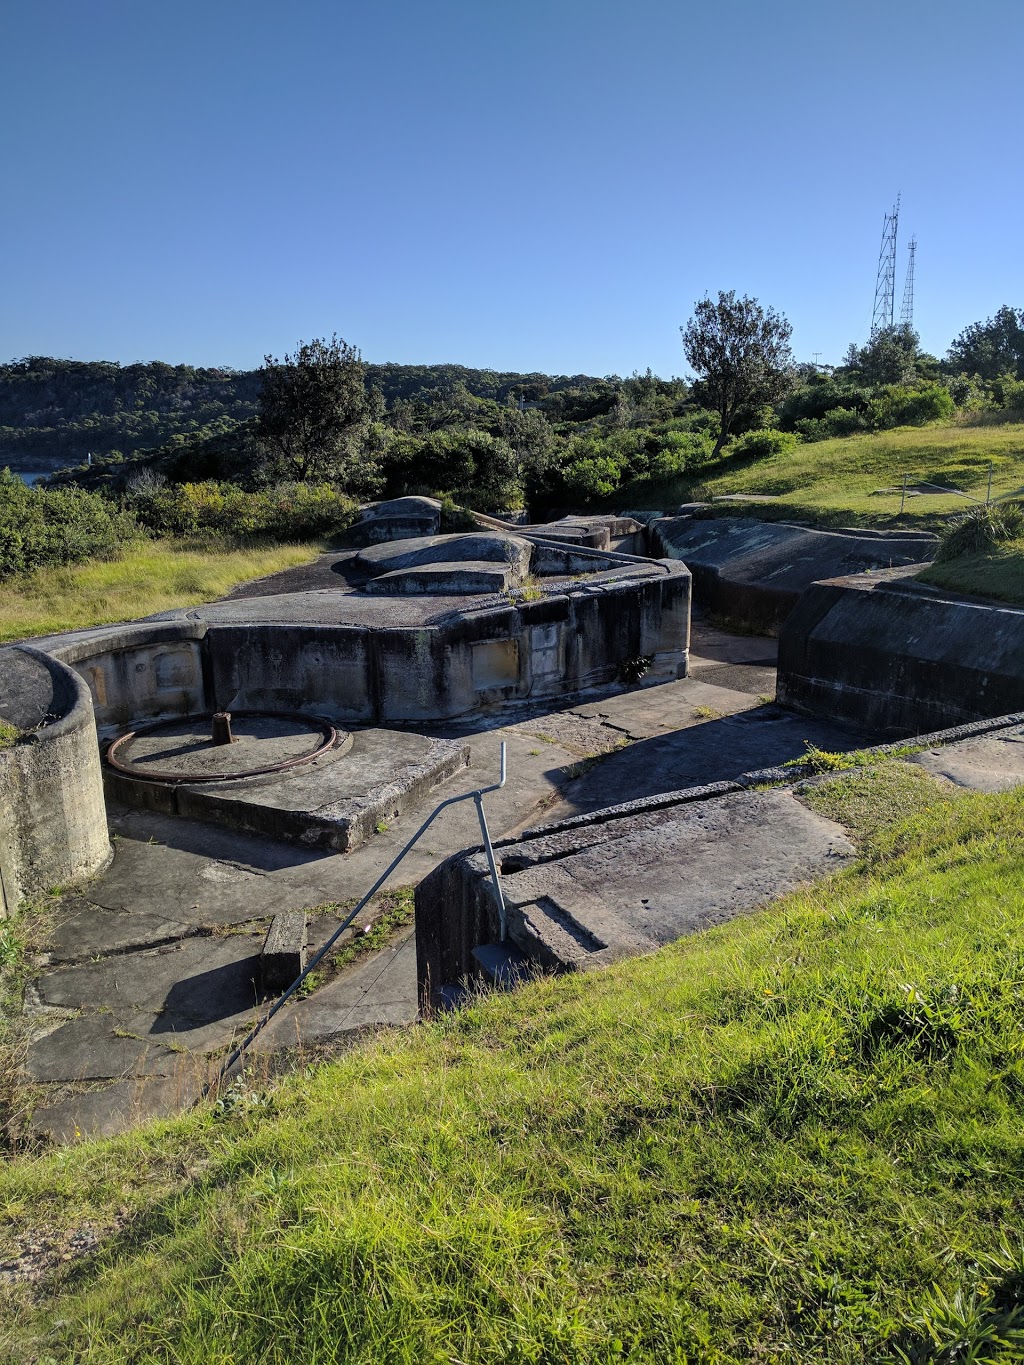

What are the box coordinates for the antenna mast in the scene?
[870,194,900,337]
[899,235,916,328]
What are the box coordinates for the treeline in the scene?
[3,302,1023,582]
[0,356,615,470]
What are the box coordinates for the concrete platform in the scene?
[104,729,471,852]
[911,722,1024,792]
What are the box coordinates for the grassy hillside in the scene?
[618,420,1024,532]
[0,540,323,643]
[2,769,1023,1363]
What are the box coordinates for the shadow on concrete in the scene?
[152,954,263,1032]
[547,704,881,815]
[110,806,335,871]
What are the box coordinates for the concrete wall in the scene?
[652,515,937,632]
[204,568,690,721]
[778,570,1024,732]
[0,647,110,914]
[38,565,691,732]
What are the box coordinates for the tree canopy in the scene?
[680,292,794,454]
[947,305,1024,380]
[256,335,381,490]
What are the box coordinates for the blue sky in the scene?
[2,0,1021,377]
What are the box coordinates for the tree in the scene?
[946,305,1024,380]
[844,324,922,386]
[680,292,794,455]
[257,334,379,491]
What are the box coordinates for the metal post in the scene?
[204,742,508,1092]
[900,474,907,516]
[474,790,507,941]
[987,463,994,506]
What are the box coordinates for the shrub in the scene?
[934,499,1024,562]
[794,406,872,441]
[0,469,141,579]
[125,480,357,543]
[870,383,956,429]
[649,430,715,475]
[730,428,799,459]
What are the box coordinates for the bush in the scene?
[730,428,800,459]
[125,480,357,543]
[934,499,1024,562]
[0,468,141,579]
[870,383,956,430]
[795,406,871,441]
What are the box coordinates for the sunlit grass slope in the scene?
[919,536,1024,605]
[619,420,1024,531]
[1,775,1023,1363]
[0,540,323,643]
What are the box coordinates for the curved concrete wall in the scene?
[0,646,110,914]
[778,570,1024,733]
[652,515,937,632]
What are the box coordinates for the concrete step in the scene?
[471,941,533,990]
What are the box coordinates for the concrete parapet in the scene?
[0,646,110,914]
[651,515,937,632]
[778,570,1024,732]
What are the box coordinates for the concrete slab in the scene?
[26,1012,183,1083]
[253,931,418,1052]
[38,932,266,1019]
[911,724,1024,792]
[47,904,199,964]
[28,1069,207,1143]
[416,787,855,990]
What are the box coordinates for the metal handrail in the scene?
[205,742,509,1093]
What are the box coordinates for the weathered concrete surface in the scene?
[0,646,110,914]
[355,532,532,578]
[416,788,855,998]
[778,570,1024,732]
[355,495,441,543]
[106,728,470,853]
[652,515,937,631]
[911,723,1024,791]
[261,911,308,991]
[362,563,516,595]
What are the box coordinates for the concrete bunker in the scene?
[0,532,691,900]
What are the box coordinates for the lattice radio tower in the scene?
[899,236,916,328]
[870,194,900,337]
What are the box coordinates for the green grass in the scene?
[616,420,1024,532]
[918,536,1024,605]
[1,778,1024,1362]
[0,539,325,642]
[797,759,954,847]
[0,719,19,748]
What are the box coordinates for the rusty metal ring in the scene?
[106,710,346,784]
